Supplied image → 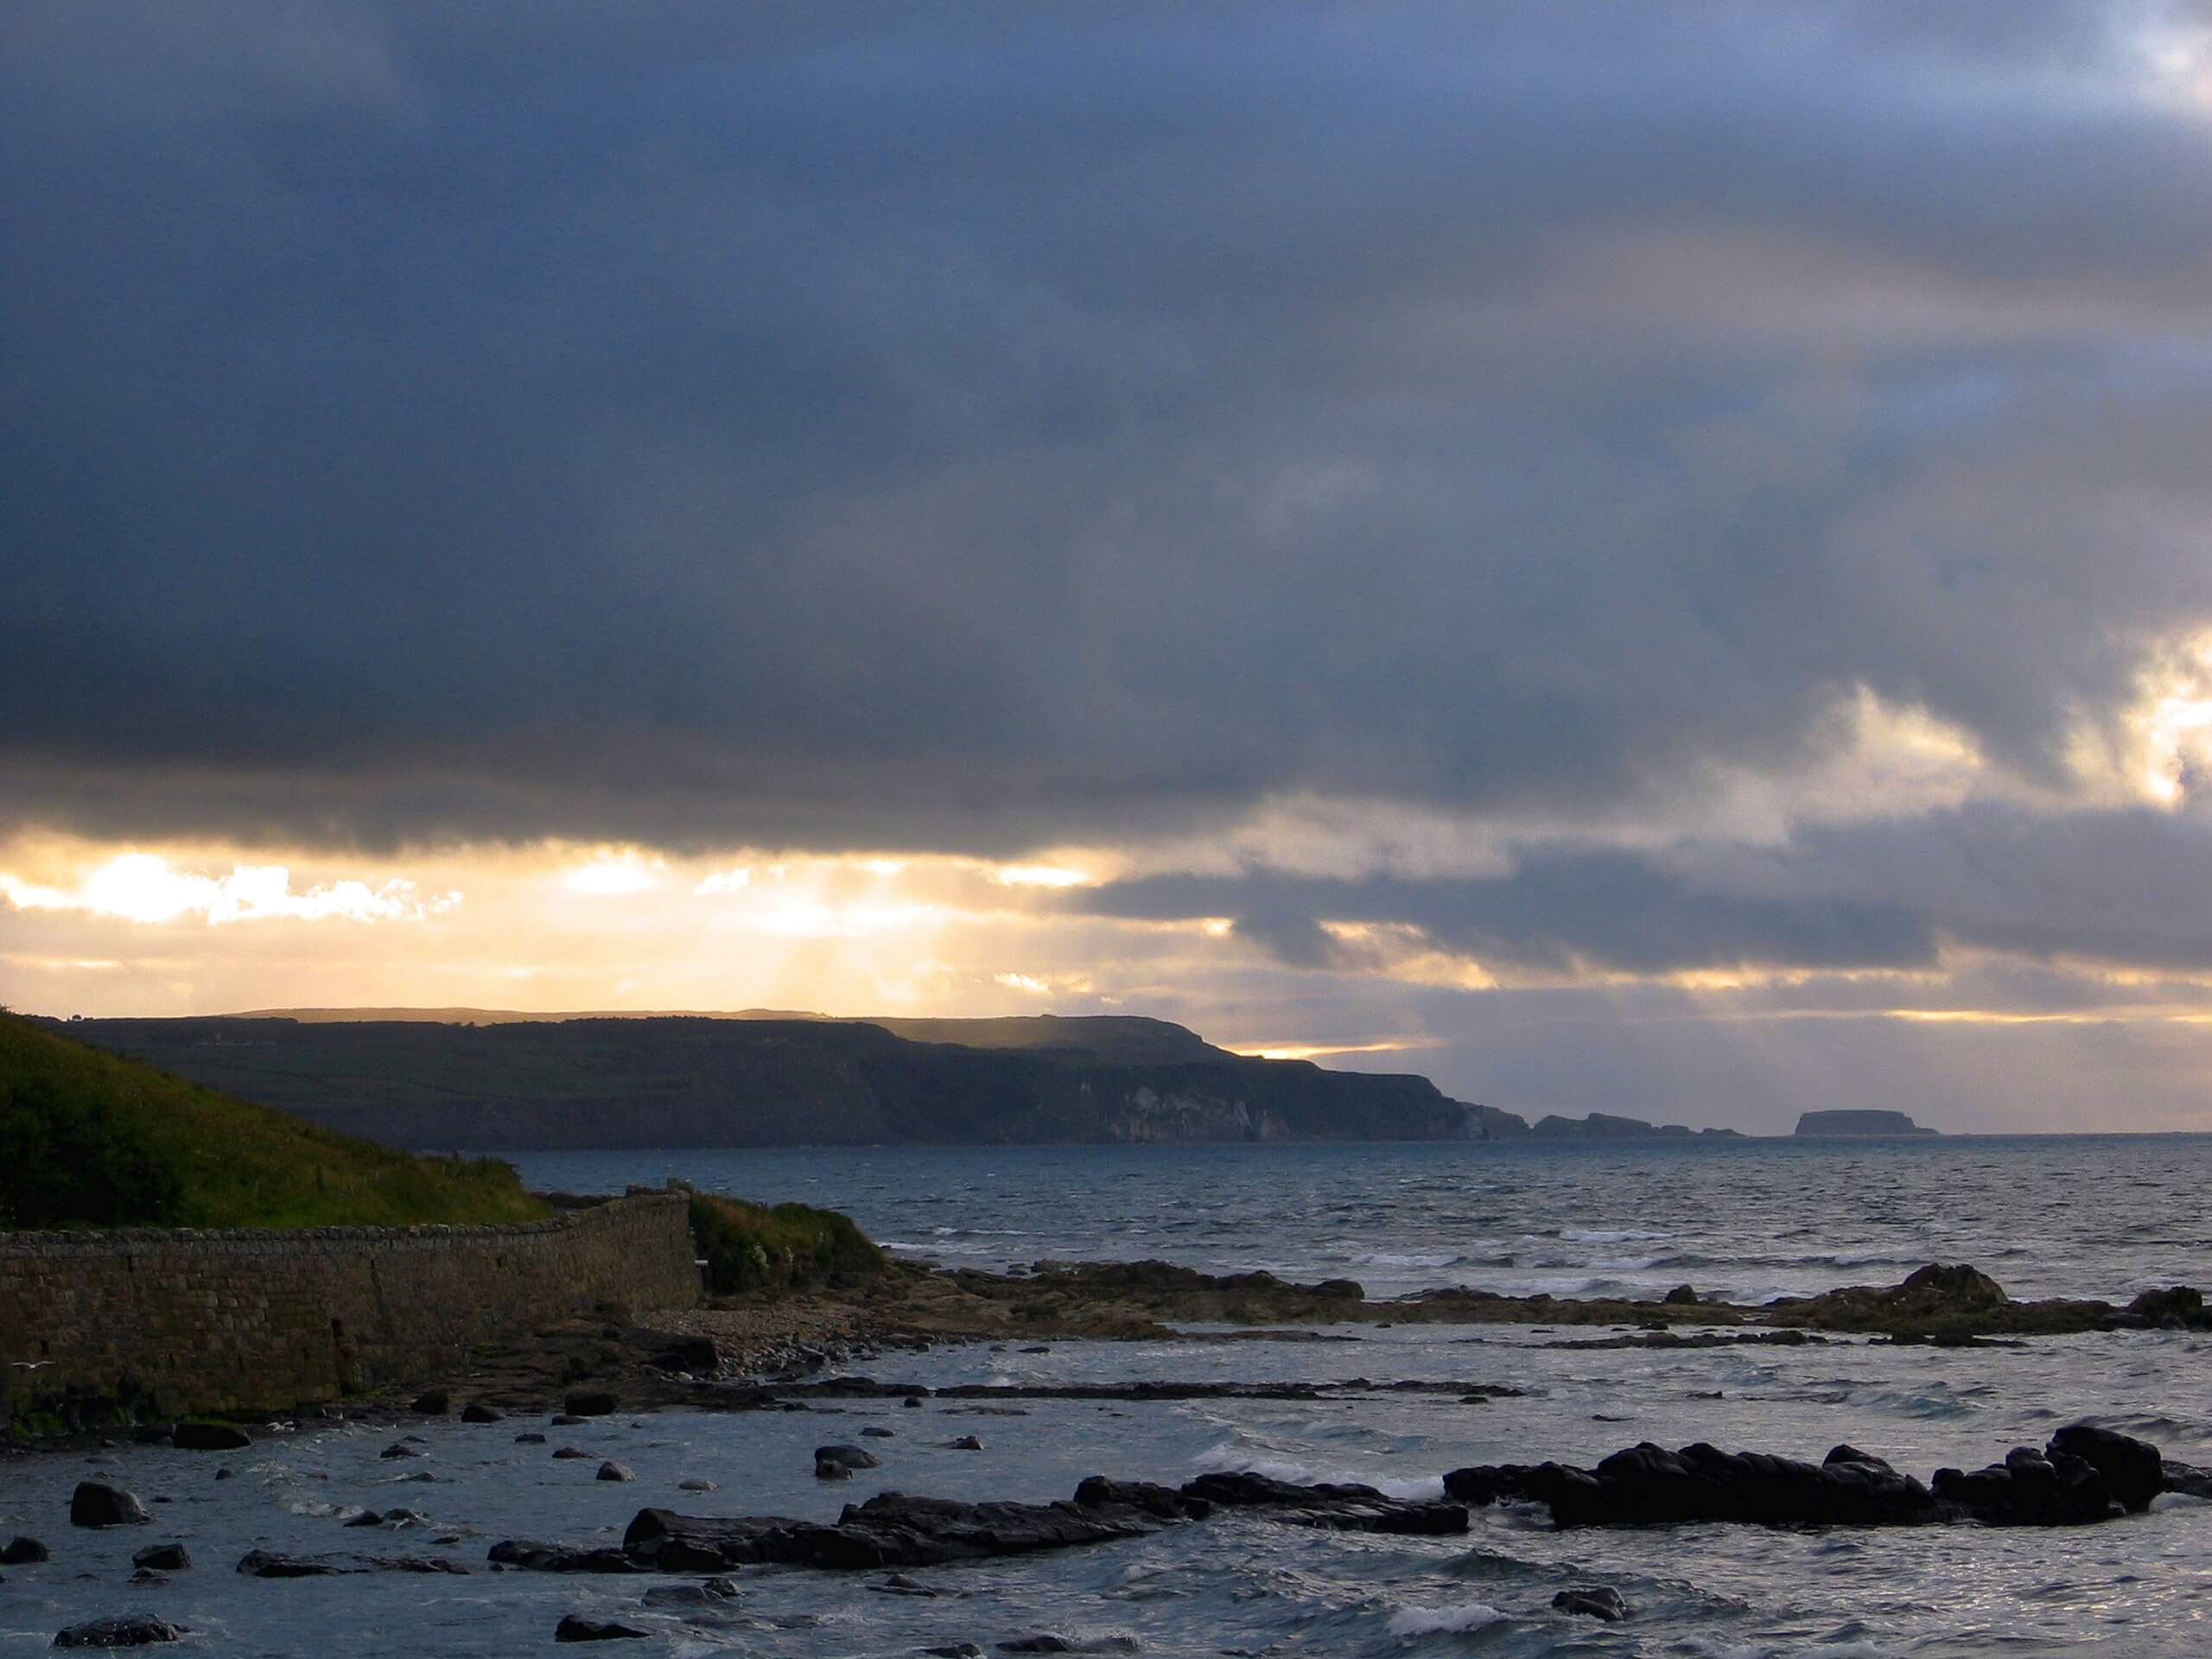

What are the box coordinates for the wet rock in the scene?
[68,1484,150,1529]
[923,1646,983,1658]
[516,1432,549,1445]
[550,1414,588,1427]
[555,1614,649,1641]
[944,1436,985,1452]
[2,1536,48,1564]
[816,1459,855,1480]
[171,1422,251,1452]
[564,1391,619,1418]
[817,1443,882,1471]
[904,1396,925,1408]
[130,1544,190,1572]
[1072,1478,1211,1522]
[129,1570,167,1586]
[552,1446,591,1460]
[51,1615,187,1648]
[870,1571,940,1596]
[1932,1448,2115,1527]
[2126,1286,2206,1329]
[861,1426,896,1438]
[410,1391,450,1415]
[2162,1459,2212,1499]
[597,1462,636,1483]
[678,1478,717,1492]
[625,1488,1185,1573]
[235,1549,468,1577]
[2050,1424,2164,1513]
[378,1443,422,1459]
[1553,1586,1629,1621]
[1662,1285,1699,1306]
[461,1403,502,1423]
[487,1540,646,1573]
[213,1467,235,1481]
[1178,1472,1467,1535]
[1446,1442,1942,1529]
[640,1580,740,1607]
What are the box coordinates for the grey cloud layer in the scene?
[6,3,2212,858]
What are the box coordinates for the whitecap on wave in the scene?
[1387,1600,1509,1637]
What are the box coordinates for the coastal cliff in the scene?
[1795,1109,1938,1137]
[58,1015,1482,1150]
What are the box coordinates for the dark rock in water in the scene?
[213,1468,235,1482]
[678,1478,718,1492]
[410,1391,450,1415]
[1446,1442,1942,1529]
[2,1535,48,1564]
[597,1462,636,1483]
[130,1544,190,1572]
[944,1436,984,1452]
[461,1403,502,1423]
[171,1421,251,1452]
[1553,1586,1630,1621]
[869,1571,940,1596]
[996,1639,1072,1654]
[1178,1471,1468,1535]
[555,1614,649,1642]
[1661,1285,1699,1306]
[640,1580,740,1607]
[1312,1278,1365,1300]
[52,1615,187,1648]
[861,1426,896,1439]
[649,1335,720,1375]
[564,1391,619,1418]
[486,1540,645,1574]
[551,1446,590,1460]
[2163,1459,2212,1499]
[378,1443,422,1460]
[515,1432,548,1445]
[129,1570,168,1586]
[2050,1424,2164,1512]
[2126,1286,2206,1328]
[235,1549,468,1577]
[625,1488,1183,1572]
[924,1646,984,1658]
[1931,1447,2114,1527]
[817,1443,882,1471]
[68,1484,150,1529]
[550,1414,588,1427]
[1073,1478,1211,1522]
[904,1397,925,1408]
[816,1459,855,1481]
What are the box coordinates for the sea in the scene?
[4,1135,2210,1656]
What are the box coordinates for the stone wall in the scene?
[0,1191,700,1417]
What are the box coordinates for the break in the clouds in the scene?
[10,3,2212,1127]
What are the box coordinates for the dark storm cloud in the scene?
[7,2,2212,852]
[1074,848,1938,976]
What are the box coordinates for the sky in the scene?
[8,3,2212,1131]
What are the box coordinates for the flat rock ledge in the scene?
[492,1473,1467,1577]
[1446,1422,2208,1530]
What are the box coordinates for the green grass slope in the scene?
[0,1013,545,1230]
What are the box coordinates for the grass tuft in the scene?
[687,1192,887,1295]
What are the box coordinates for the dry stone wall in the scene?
[0,1191,699,1416]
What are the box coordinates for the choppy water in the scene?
[6,1136,2211,1656]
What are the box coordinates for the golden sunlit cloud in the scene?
[993,864,1094,887]
[563,850,664,894]
[993,971,1052,995]
[0,854,454,926]
[694,868,753,895]
[1231,1038,1440,1061]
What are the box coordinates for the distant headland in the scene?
[1794,1109,1939,1137]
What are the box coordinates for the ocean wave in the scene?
[1560,1227,1674,1243]
[1386,1600,1509,1637]
[1351,1251,1461,1268]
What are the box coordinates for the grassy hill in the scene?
[0,1012,545,1230]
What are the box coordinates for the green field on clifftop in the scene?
[0,1014,546,1230]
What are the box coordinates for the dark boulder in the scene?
[130,1544,190,1572]
[51,1616,187,1649]
[410,1391,449,1415]
[68,1484,150,1529]
[1445,1441,1942,1529]
[944,1436,984,1452]
[816,1443,881,1471]
[564,1391,619,1418]
[515,1432,548,1445]
[171,1422,251,1452]
[235,1549,469,1577]
[861,1426,895,1439]
[1177,1471,1468,1535]
[816,1459,854,1481]
[2,1536,48,1564]
[552,1446,590,1460]
[1930,1447,2114,1527]
[2126,1286,2206,1329]
[1073,1477,1211,1521]
[555,1615,649,1641]
[461,1403,502,1424]
[486,1540,645,1573]
[1662,1285,1700,1306]
[1553,1586,1630,1621]
[2049,1425,2164,1513]
[378,1443,421,1459]
[596,1462,636,1483]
